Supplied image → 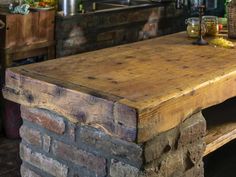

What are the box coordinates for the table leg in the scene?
[47,45,55,60]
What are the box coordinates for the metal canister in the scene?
[60,0,77,16]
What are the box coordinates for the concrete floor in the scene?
[0,137,21,177]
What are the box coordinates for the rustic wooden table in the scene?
[3,32,236,176]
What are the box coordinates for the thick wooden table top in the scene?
[3,32,236,143]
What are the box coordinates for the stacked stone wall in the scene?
[20,106,206,177]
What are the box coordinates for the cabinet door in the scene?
[38,10,55,42]
[0,13,38,48]
[0,10,55,49]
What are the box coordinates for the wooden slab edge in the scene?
[137,71,236,143]
[3,68,138,142]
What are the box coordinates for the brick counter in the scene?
[55,2,188,57]
[3,32,236,177]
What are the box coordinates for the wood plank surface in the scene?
[4,32,236,142]
[0,10,55,49]
[204,122,236,156]
[203,98,236,156]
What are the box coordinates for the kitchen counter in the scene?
[55,2,187,57]
[3,32,236,176]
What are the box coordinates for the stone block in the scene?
[187,142,205,165]
[178,112,206,147]
[144,127,179,163]
[21,106,66,135]
[184,162,204,177]
[20,125,42,147]
[145,151,185,177]
[21,165,42,177]
[42,134,51,153]
[157,151,185,177]
[67,122,76,142]
[109,159,139,177]
[78,125,142,167]
[52,140,106,176]
[20,144,68,177]
[97,31,116,42]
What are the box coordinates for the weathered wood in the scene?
[3,69,137,142]
[0,10,55,49]
[204,123,236,156]
[203,98,236,156]
[3,32,236,143]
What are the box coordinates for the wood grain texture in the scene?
[203,98,236,156]
[204,123,236,156]
[0,10,55,49]
[3,32,236,142]
[3,69,137,142]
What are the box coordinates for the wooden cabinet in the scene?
[0,10,56,138]
[0,10,55,68]
[0,10,55,49]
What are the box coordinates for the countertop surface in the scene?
[4,32,236,142]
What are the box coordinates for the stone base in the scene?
[19,106,206,177]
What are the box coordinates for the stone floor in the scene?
[0,136,21,177]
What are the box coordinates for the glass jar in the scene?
[202,16,219,36]
[186,17,207,38]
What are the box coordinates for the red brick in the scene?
[52,140,106,176]
[21,106,65,134]
[20,126,42,147]
[21,165,42,177]
[20,144,68,177]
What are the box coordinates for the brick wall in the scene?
[19,105,206,177]
[56,3,188,57]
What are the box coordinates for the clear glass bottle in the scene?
[186,17,207,38]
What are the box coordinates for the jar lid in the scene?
[186,17,200,25]
[202,16,218,22]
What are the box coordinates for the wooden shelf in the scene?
[203,98,236,156]
[204,121,236,156]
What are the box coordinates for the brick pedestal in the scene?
[19,106,206,177]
